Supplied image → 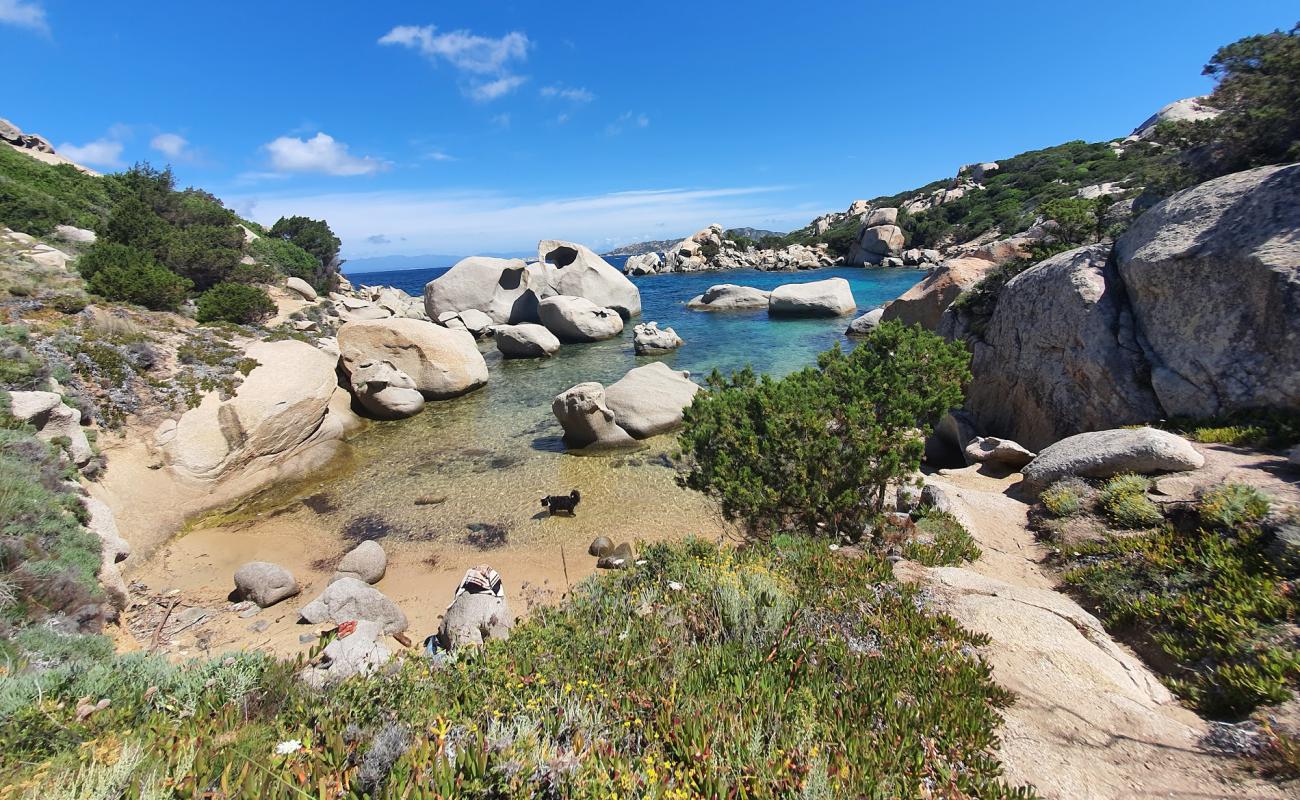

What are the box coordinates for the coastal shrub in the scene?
[195,282,276,325]
[1165,409,1300,449]
[0,326,51,390]
[1041,477,1088,518]
[86,255,192,311]
[248,235,319,285]
[0,145,113,235]
[1098,474,1163,529]
[680,321,969,540]
[1199,24,1300,174]
[1199,484,1272,530]
[268,215,341,290]
[1063,522,1300,717]
[907,509,981,566]
[0,538,1032,798]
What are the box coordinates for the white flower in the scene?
[668,581,684,591]
[275,740,302,755]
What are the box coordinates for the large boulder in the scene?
[157,340,348,483]
[234,562,300,608]
[853,224,905,261]
[440,592,515,649]
[1114,163,1300,420]
[336,540,387,585]
[965,245,1162,450]
[552,383,636,449]
[632,322,684,354]
[493,323,560,358]
[7,391,94,467]
[538,240,642,319]
[338,318,487,399]
[423,256,548,324]
[881,257,995,330]
[603,362,700,438]
[1021,428,1204,490]
[1132,96,1220,138]
[964,437,1036,469]
[437,308,494,339]
[845,308,884,336]
[53,224,96,244]
[82,495,130,610]
[299,619,391,689]
[768,278,856,317]
[347,359,426,420]
[865,207,899,228]
[285,277,317,301]
[298,576,408,635]
[687,284,771,311]
[537,295,625,342]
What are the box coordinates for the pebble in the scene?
[238,606,261,619]
[248,620,270,633]
[299,633,317,644]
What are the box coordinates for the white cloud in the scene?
[540,85,594,103]
[422,150,455,162]
[379,23,530,102]
[228,185,815,257]
[606,111,650,136]
[467,75,527,103]
[56,138,124,168]
[0,0,48,34]
[149,132,189,159]
[263,132,389,176]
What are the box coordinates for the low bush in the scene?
[1199,484,1272,531]
[1041,477,1088,517]
[86,257,192,311]
[0,326,50,390]
[195,282,276,325]
[1098,474,1163,528]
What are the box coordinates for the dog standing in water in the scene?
[541,489,581,516]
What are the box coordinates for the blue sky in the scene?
[2,1,1294,258]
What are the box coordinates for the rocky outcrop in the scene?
[964,437,1036,469]
[7,391,94,467]
[537,296,625,342]
[604,362,700,438]
[635,225,837,274]
[769,277,856,317]
[53,225,96,244]
[82,495,130,611]
[329,284,427,323]
[632,322,683,354]
[881,257,995,330]
[538,240,642,319]
[552,383,636,449]
[1132,96,1221,138]
[336,540,387,585]
[338,318,488,399]
[847,206,905,266]
[347,359,426,420]
[299,576,408,635]
[1114,163,1300,420]
[845,308,884,336]
[1021,428,1204,489]
[436,308,495,339]
[493,323,561,358]
[234,562,300,608]
[687,284,771,311]
[440,592,515,649]
[624,252,662,275]
[299,619,392,688]
[1,116,97,174]
[424,256,548,324]
[964,245,1161,450]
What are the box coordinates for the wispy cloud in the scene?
[606,111,650,135]
[0,0,48,34]
[540,85,594,103]
[149,132,190,160]
[263,132,389,176]
[57,138,124,168]
[379,24,530,102]
[228,185,813,256]
[422,150,456,162]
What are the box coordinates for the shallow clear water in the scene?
[286,265,923,552]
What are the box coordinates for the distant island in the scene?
[603,227,784,257]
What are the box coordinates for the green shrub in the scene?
[195,282,276,325]
[679,321,969,539]
[1098,474,1163,528]
[1064,523,1299,717]
[250,234,320,282]
[44,292,88,315]
[0,326,50,390]
[1199,484,1272,530]
[907,509,981,566]
[1166,409,1300,449]
[0,146,114,235]
[1040,477,1088,517]
[86,255,192,311]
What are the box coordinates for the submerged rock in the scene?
[551,383,636,449]
[603,362,700,438]
[632,322,684,354]
[687,284,771,311]
[493,323,561,359]
[845,308,884,336]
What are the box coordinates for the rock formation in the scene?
[493,323,561,358]
[538,240,642,319]
[338,318,488,400]
[537,295,625,342]
[632,322,684,354]
[687,284,771,311]
[768,278,856,317]
[1020,428,1205,489]
[603,362,700,438]
[551,383,637,449]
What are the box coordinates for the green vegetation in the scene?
[1,537,1034,798]
[1040,478,1088,518]
[195,282,276,325]
[0,325,50,391]
[82,245,192,311]
[679,321,969,539]
[1163,409,1300,449]
[1063,486,1298,717]
[268,215,341,291]
[0,145,113,235]
[1097,474,1164,529]
[907,509,982,566]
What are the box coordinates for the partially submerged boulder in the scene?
[537,295,625,342]
[632,322,684,354]
[687,284,771,311]
[603,362,700,438]
[234,562,300,608]
[494,323,561,359]
[347,359,426,420]
[768,278,856,317]
[338,318,488,399]
[299,576,408,635]
[439,592,515,649]
[881,257,994,329]
[423,256,548,324]
[538,239,642,319]
[336,540,387,585]
[1021,428,1204,489]
[551,383,636,449]
[845,308,883,336]
[7,391,94,467]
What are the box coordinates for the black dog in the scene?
[541,489,581,516]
